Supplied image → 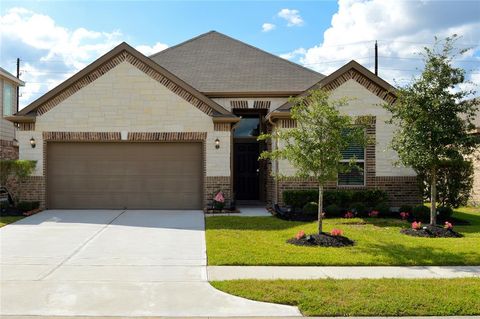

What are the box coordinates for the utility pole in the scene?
[16,58,20,113]
[374,41,378,76]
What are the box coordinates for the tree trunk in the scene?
[430,168,437,225]
[318,184,323,234]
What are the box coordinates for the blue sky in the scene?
[1,1,479,107]
[1,1,338,52]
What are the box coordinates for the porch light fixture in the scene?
[30,137,36,148]
[12,138,19,147]
[215,138,220,149]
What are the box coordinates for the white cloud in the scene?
[0,7,169,108]
[278,9,304,27]
[262,23,276,32]
[136,42,169,56]
[280,0,480,94]
[280,48,306,60]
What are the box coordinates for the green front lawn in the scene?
[206,207,480,265]
[211,278,480,316]
[0,215,24,227]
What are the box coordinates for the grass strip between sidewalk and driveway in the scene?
[0,216,24,227]
[211,278,480,316]
[206,207,480,266]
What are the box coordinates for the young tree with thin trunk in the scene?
[384,35,478,225]
[259,89,368,234]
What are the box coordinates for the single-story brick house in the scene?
[6,31,421,209]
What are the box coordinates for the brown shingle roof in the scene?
[150,31,324,95]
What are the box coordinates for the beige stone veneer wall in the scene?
[17,61,232,207]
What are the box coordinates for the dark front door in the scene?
[234,143,260,200]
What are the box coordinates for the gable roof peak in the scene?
[16,41,233,118]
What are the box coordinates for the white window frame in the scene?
[3,82,14,117]
[337,159,366,187]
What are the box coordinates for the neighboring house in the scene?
[0,67,24,160]
[6,31,420,209]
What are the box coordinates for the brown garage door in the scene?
[47,142,203,209]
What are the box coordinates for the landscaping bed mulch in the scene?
[400,225,463,238]
[0,207,24,216]
[287,233,355,247]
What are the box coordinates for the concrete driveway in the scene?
[0,210,300,317]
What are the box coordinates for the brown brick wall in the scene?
[6,176,45,208]
[0,139,18,160]
[205,176,232,207]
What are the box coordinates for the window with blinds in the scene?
[338,129,365,186]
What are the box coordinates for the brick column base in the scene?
[205,176,232,207]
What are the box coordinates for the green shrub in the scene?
[412,205,430,222]
[283,189,389,212]
[363,189,389,207]
[324,204,342,217]
[373,202,390,216]
[302,202,318,216]
[437,206,454,221]
[350,202,368,215]
[399,204,413,214]
[283,190,318,209]
[0,201,10,209]
[16,201,40,212]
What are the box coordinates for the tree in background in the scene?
[418,159,474,208]
[384,35,478,225]
[259,89,368,234]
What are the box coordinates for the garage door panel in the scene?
[47,142,203,209]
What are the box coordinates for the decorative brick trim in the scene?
[128,132,207,141]
[43,132,121,141]
[36,51,216,116]
[323,69,397,104]
[279,119,296,128]
[205,176,232,206]
[230,100,248,109]
[18,123,35,131]
[214,123,231,131]
[253,101,271,109]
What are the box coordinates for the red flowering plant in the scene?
[400,212,409,220]
[411,221,422,230]
[444,221,453,230]
[344,211,355,219]
[213,191,225,210]
[331,228,343,236]
[368,210,379,217]
[295,230,306,240]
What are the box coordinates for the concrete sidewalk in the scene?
[207,266,480,280]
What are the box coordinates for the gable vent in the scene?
[253,101,271,109]
[230,100,248,109]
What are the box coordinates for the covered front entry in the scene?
[46,142,203,209]
[233,111,266,202]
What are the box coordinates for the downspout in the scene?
[267,115,280,204]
